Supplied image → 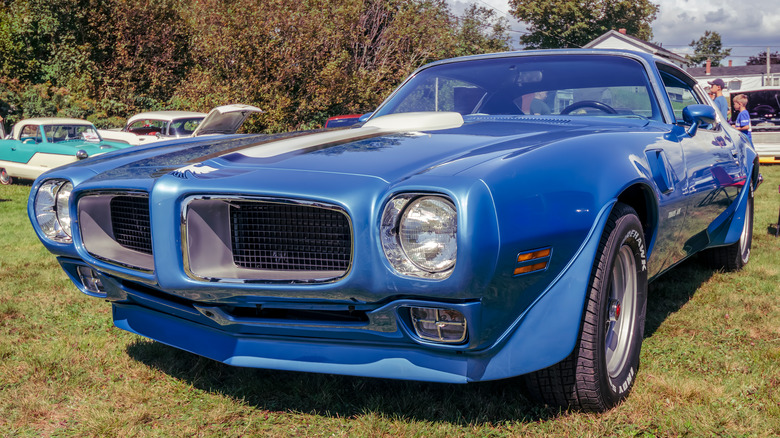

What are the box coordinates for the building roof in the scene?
[584,30,689,66]
[686,64,779,78]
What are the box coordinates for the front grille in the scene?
[110,196,152,255]
[230,201,351,271]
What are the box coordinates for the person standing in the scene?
[708,78,729,120]
[732,94,752,143]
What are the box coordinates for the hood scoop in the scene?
[363,111,464,132]
[232,112,464,160]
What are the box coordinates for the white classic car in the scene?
[99,104,262,146]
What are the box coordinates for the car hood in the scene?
[191,104,263,136]
[74,112,654,185]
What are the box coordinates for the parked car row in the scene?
[0,104,261,184]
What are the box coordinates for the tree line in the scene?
[0,0,509,132]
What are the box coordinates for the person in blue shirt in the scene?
[708,78,729,120]
[732,93,752,142]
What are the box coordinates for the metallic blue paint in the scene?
[28,50,759,384]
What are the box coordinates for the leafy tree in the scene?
[0,0,190,123]
[175,0,509,132]
[507,0,658,49]
[451,4,510,57]
[0,0,508,131]
[746,50,780,65]
[96,0,192,106]
[687,30,731,67]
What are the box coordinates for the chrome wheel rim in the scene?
[605,245,637,377]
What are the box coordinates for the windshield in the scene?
[170,118,203,136]
[43,124,101,143]
[374,54,661,121]
[126,119,166,135]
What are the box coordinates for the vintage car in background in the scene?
[28,50,760,412]
[99,104,262,145]
[730,87,780,163]
[729,87,780,129]
[324,114,364,128]
[0,118,131,185]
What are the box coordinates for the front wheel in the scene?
[524,203,648,412]
[0,168,12,185]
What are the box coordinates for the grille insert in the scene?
[110,196,152,255]
[230,201,351,271]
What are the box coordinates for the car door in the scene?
[659,67,743,256]
[4,123,42,164]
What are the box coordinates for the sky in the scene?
[449,0,780,65]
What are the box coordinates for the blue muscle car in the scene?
[28,50,760,412]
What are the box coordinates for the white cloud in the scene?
[447,0,780,64]
[648,0,779,63]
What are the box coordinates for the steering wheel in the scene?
[561,100,617,115]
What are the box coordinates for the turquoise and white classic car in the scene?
[0,118,131,185]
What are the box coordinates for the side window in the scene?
[20,125,42,143]
[659,70,701,123]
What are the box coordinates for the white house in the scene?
[686,62,780,92]
[584,29,689,68]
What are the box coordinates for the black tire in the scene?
[703,194,753,271]
[524,202,648,412]
[0,168,12,185]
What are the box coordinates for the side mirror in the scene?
[358,112,373,123]
[682,104,717,137]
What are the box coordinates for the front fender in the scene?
[469,199,616,380]
[706,164,756,248]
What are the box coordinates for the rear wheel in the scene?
[0,168,12,185]
[703,194,753,271]
[524,203,648,412]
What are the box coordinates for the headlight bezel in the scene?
[34,179,74,243]
[381,193,457,279]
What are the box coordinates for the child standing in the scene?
[732,94,752,143]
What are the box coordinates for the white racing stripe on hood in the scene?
[238,112,464,158]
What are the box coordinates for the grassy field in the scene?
[1,167,779,437]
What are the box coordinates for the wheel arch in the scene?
[750,157,760,192]
[615,182,657,253]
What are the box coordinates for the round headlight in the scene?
[34,179,73,242]
[56,182,73,237]
[399,196,457,272]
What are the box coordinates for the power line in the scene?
[662,44,778,48]
[474,0,509,16]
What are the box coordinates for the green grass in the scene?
[1,167,779,437]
